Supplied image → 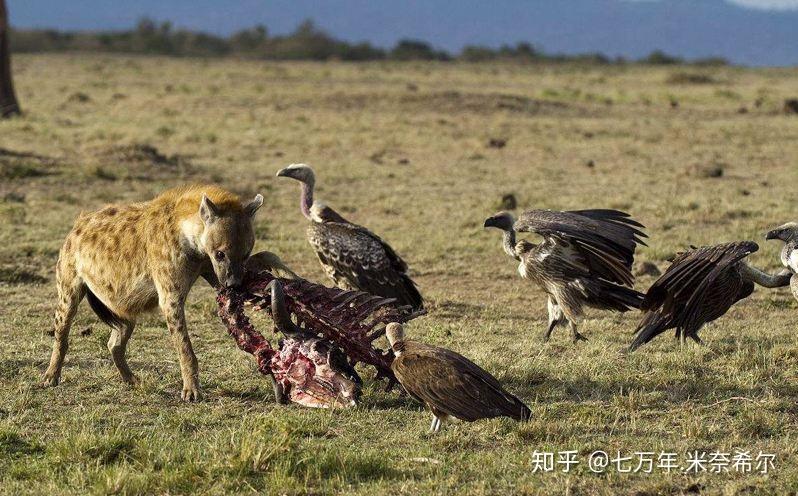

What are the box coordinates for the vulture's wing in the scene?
[393,345,531,422]
[514,209,646,286]
[631,241,757,349]
[308,221,423,309]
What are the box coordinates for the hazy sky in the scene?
[7,0,798,66]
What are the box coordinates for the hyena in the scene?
[42,185,263,401]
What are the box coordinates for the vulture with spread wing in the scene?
[484,209,647,343]
[630,241,791,351]
[766,222,798,302]
[276,164,423,310]
[386,323,531,433]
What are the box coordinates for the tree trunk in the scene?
[0,0,20,118]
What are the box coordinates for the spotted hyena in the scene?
[42,185,263,401]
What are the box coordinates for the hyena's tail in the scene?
[85,289,127,329]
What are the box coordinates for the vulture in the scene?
[629,241,791,351]
[766,222,798,302]
[276,164,423,310]
[484,209,647,343]
[385,323,531,433]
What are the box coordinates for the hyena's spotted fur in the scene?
[43,185,263,401]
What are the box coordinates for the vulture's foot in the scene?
[572,332,588,344]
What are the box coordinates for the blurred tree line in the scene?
[9,17,727,65]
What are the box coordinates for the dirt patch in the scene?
[666,72,717,85]
[497,193,517,210]
[86,143,199,181]
[0,148,61,181]
[0,265,48,285]
[686,162,725,178]
[399,91,574,116]
[312,90,580,117]
[634,261,661,277]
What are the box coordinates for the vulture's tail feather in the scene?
[589,280,645,312]
[629,313,670,351]
[514,400,532,422]
[396,274,424,311]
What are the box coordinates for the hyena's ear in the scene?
[199,194,220,224]
[243,194,264,218]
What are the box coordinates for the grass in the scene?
[1,54,797,495]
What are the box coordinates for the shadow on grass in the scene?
[502,368,766,407]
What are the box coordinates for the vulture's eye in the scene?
[214,251,226,262]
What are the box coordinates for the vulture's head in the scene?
[386,323,406,355]
[276,163,316,186]
[483,211,516,232]
[766,222,798,242]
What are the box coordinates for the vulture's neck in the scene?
[391,341,406,356]
[300,181,314,220]
[502,230,520,261]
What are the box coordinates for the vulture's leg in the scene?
[543,297,564,342]
[270,376,288,404]
[543,320,557,342]
[568,321,588,343]
[429,413,441,434]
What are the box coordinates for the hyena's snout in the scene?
[223,264,244,288]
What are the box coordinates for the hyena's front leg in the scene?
[43,254,86,387]
[158,289,201,402]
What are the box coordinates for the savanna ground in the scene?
[1,54,797,495]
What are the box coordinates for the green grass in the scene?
[0,55,797,495]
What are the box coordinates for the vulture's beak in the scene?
[275,168,290,178]
[483,217,496,229]
[766,229,782,241]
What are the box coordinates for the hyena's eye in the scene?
[214,251,226,262]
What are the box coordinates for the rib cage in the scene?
[217,268,425,388]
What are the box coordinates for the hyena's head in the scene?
[199,193,263,288]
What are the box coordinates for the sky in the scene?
[6,0,798,66]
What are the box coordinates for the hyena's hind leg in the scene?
[85,290,139,385]
[43,254,86,387]
[106,318,138,385]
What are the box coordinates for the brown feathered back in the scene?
[630,241,757,350]
[307,217,423,310]
[391,341,531,422]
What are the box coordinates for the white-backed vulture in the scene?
[276,164,423,310]
[484,209,647,343]
[766,222,798,302]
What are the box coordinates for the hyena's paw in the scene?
[180,384,203,402]
[41,370,61,387]
[121,373,140,386]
